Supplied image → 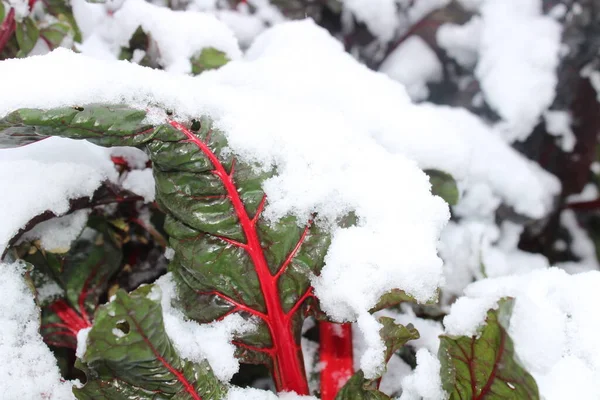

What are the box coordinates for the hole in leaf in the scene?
[72,106,84,111]
[113,319,130,337]
[191,119,201,131]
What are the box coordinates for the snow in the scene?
[398,349,446,400]
[0,261,75,399]
[558,210,599,271]
[475,0,562,142]
[0,137,117,254]
[72,0,241,74]
[436,17,481,68]
[379,36,443,101]
[0,19,560,378]
[110,146,149,169]
[19,209,90,253]
[339,0,399,42]
[152,274,254,382]
[226,387,318,400]
[122,168,155,202]
[36,280,64,304]
[544,110,576,152]
[76,327,91,359]
[443,268,600,399]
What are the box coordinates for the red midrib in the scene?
[475,330,506,399]
[169,120,309,394]
[123,298,202,400]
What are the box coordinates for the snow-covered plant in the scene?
[2,0,600,399]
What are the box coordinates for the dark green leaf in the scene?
[15,17,39,57]
[335,371,390,400]
[23,218,123,349]
[378,317,419,368]
[369,289,417,313]
[74,286,227,399]
[426,169,459,206]
[190,48,229,75]
[438,298,539,400]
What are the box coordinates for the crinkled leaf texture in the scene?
[75,285,227,399]
[438,298,539,400]
[0,104,333,394]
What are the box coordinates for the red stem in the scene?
[0,8,16,55]
[48,299,92,335]
[320,322,354,400]
[168,120,310,394]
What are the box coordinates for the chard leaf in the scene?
[425,169,459,206]
[75,286,227,399]
[1,104,332,394]
[335,371,390,400]
[438,298,539,399]
[0,2,5,23]
[23,217,123,349]
[15,17,39,57]
[335,317,419,399]
[190,48,229,75]
[40,21,71,48]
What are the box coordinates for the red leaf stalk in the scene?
[0,8,16,54]
[320,322,354,400]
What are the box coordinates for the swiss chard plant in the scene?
[0,104,539,399]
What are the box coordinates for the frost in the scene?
[379,36,443,101]
[0,261,75,399]
[122,168,155,202]
[398,349,446,400]
[0,137,117,254]
[443,268,600,399]
[153,274,254,381]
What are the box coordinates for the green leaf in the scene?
[40,21,71,48]
[190,48,229,75]
[426,169,459,206]
[335,371,390,400]
[369,289,417,313]
[15,17,40,57]
[0,105,331,393]
[119,26,152,67]
[74,286,227,399]
[378,317,419,369]
[438,298,539,400]
[0,2,5,24]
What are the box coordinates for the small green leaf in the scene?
[335,371,390,400]
[16,17,40,57]
[378,317,419,369]
[426,169,459,206]
[75,286,227,399]
[369,289,417,313]
[438,298,539,399]
[0,2,5,24]
[40,22,71,48]
[190,48,229,75]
